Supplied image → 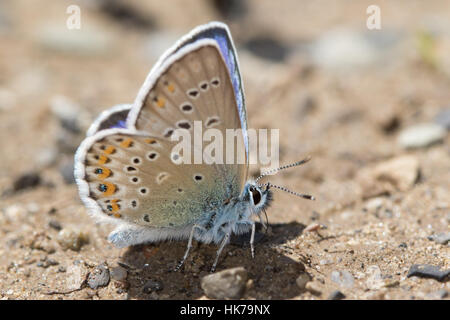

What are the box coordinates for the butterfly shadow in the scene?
[119,221,307,300]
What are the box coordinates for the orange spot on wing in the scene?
[113,213,122,218]
[104,146,116,154]
[97,167,111,180]
[98,155,109,164]
[110,199,120,212]
[120,138,133,148]
[167,84,175,93]
[145,138,157,144]
[102,182,116,196]
[156,97,165,108]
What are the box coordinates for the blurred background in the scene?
[0,0,448,300]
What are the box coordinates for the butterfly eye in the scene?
[250,188,261,205]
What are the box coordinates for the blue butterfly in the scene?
[75,22,313,272]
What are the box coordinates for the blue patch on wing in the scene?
[111,120,127,129]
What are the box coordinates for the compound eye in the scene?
[250,188,261,205]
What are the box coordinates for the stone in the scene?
[59,159,75,184]
[66,263,89,290]
[57,228,89,251]
[331,270,354,288]
[35,25,112,55]
[305,281,322,296]
[364,197,385,213]
[48,219,62,231]
[296,272,311,290]
[427,233,450,245]
[36,148,58,169]
[328,290,346,300]
[243,36,290,62]
[357,155,419,198]
[87,263,110,289]
[398,123,446,149]
[434,108,450,130]
[110,266,128,282]
[13,172,41,192]
[50,95,83,134]
[366,265,384,290]
[200,267,248,299]
[407,264,450,282]
[311,28,380,71]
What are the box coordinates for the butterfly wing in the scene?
[86,104,131,137]
[75,34,248,234]
[130,22,248,158]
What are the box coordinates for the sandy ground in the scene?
[0,0,448,300]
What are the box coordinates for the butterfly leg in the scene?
[250,221,256,259]
[174,224,204,272]
[210,231,231,273]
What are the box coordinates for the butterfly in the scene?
[74,22,314,272]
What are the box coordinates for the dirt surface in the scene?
[0,0,449,300]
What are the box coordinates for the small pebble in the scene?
[434,108,450,130]
[364,197,385,213]
[201,267,248,299]
[87,263,110,289]
[358,155,419,198]
[427,233,450,245]
[35,25,112,55]
[305,281,322,296]
[66,263,89,290]
[366,265,384,290]
[13,172,41,192]
[434,289,448,299]
[407,264,450,281]
[311,28,380,71]
[243,36,290,62]
[110,266,128,282]
[211,0,246,20]
[57,266,66,273]
[331,270,354,288]
[296,272,311,290]
[398,123,446,149]
[143,280,163,294]
[48,219,62,231]
[57,228,89,251]
[36,147,58,169]
[328,290,346,300]
[304,223,323,232]
[59,159,75,184]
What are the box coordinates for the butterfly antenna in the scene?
[262,182,315,201]
[263,209,269,231]
[255,156,312,183]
